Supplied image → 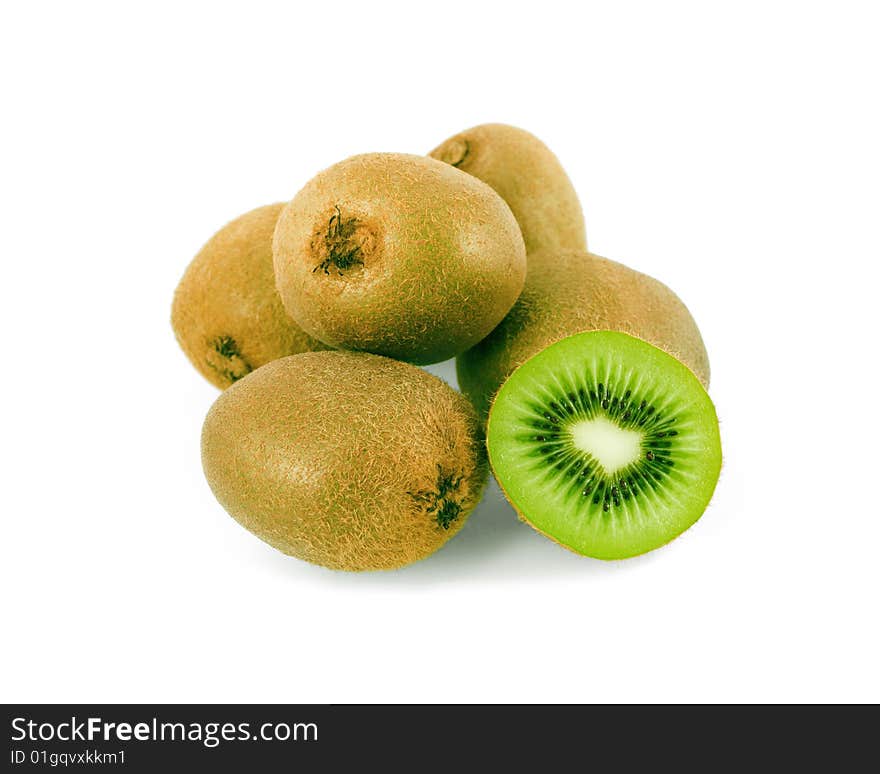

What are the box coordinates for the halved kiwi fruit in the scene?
[488,330,721,560]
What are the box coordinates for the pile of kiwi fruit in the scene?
[172,123,722,571]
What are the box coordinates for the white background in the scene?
[2,1,878,703]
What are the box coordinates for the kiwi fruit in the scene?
[172,203,324,389]
[488,330,721,559]
[457,249,710,420]
[201,351,488,571]
[272,153,527,365]
[429,123,586,254]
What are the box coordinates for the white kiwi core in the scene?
[569,416,643,475]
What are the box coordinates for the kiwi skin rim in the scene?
[486,330,722,561]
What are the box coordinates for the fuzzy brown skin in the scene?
[201,351,488,571]
[172,204,325,389]
[429,123,586,254]
[272,153,527,365]
[457,249,711,420]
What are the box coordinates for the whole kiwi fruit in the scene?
[272,153,527,365]
[429,123,586,254]
[172,203,324,388]
[201,351,488,571]
[457,249,711,420]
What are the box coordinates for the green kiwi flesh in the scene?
[488,330,721,560]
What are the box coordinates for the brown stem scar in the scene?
[206,335,252,384]
[312,205,371,276]
[409,465,466,530]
